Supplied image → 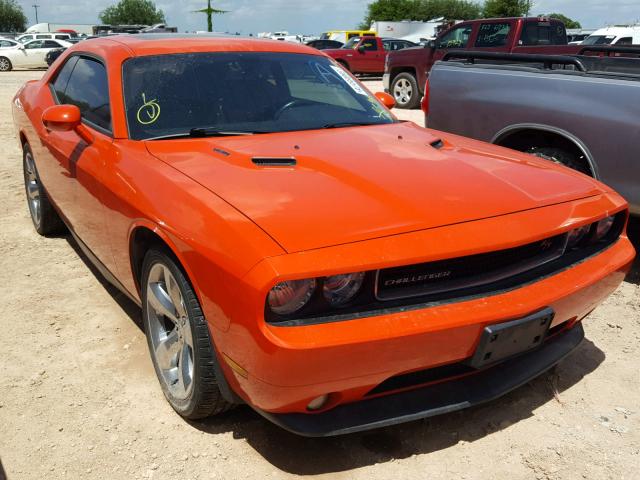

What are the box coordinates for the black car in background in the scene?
[45,48,65,66]
[306,39,344,50]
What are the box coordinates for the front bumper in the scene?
[256,323,584,437]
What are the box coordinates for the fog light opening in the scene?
[306,394,330,412]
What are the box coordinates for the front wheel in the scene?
[23,143,65,236]
[391,73,420,109]
[0,57,12,72]
[141,249,233,419]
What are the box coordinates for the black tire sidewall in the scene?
[141,249,226,418]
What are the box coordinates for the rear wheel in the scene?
[22,143,65,236]
[526,146,592,176]
[391,72,420,109]
[0,57,12,72]
[141,249,233,419]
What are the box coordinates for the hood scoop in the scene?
[252,157,297,167]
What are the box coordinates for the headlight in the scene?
[595,215,615,240]
[267,279,316,315]
[323,272,365,306]
[567,224,590,248]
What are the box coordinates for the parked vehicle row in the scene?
[384,16,583,108]
[0,38,72,71]
[422,47,640,215]
[13,34,635,436]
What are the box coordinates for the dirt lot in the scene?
[1,70,639,480]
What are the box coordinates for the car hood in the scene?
[146,122,607,253]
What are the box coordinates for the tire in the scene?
[0,57,11,72]
[391,72,420,109]
[141,248,233,419]
[527,146,592,176]
[23,143,66,236]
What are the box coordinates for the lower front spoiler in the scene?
[256,323,585,437]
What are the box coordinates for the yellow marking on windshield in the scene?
[136,93,161,125]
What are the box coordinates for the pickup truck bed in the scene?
[424,48,640,215]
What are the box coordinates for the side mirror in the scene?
[42,104,93,143]
[18,44,25,50]
[428,40,436,50]
[357,45,366,53]
[375,91,396,109]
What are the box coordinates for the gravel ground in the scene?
[0,70,638,480]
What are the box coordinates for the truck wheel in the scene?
[0,57,12,72]
[142,248,234,419]
[23,143,66,236]
[527,146,592,176]
[391,73,420,109]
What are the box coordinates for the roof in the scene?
[88,33,320,57]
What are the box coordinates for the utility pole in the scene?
[193,0,227,33]
[32,4,40,24]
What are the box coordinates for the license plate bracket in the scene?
[470,308,555,369]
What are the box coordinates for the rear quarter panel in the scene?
[426,63,640,213]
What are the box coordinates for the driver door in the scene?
[20,40,47,67]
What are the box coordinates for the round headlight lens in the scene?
[595,215,615,240]
[323,272,365,306]
[567,224,590,248]
[268,279,316,315]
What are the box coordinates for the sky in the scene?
[16,0,640,34]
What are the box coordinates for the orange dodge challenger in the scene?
[13,35,635,436]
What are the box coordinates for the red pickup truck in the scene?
[384,17,582,108]
[324,36,416,75]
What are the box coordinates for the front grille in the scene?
[376,235,566,301]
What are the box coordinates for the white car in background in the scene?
[16,32,72,43]
[0,38,20,49]
[0,39,72,71]
[582,26,640,46]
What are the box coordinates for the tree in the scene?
[193,0,227,33]
[360,0,482,30]
[546,13,581,29]
[99,0,165,26]
[483,0,531,18]
[0,0,27,32]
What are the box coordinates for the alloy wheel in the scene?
[0,58,10,71]
[24,152,41,227]
[393,78,413,106]
[146,263,195,400]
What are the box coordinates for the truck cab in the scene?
[324,37,415,74]
[384,17,579,109]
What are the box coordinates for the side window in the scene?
[437,25,473,49]
[24,40,45,49]
[63,57,111,132]
[43,40,61,49]
[52,56,78,102]
[55,35,68,40]
[521,22,567,46]
[382,40,391,51]
[0,40,13,47]
[362,40,377,51]
[36,35,50,39]
[616,37,633,45]
[475,23,511,47]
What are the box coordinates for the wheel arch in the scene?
[492,124,599,179]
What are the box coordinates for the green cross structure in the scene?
[193,0,228,33]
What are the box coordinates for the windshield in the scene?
[122,52,394,141]
[343,37,361,49]
[582,35,616,45]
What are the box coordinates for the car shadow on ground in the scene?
[0,458,7,480]
[61,225,623,475]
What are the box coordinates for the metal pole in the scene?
[33,4,40,24]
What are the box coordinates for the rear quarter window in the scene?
[520,21,567,46]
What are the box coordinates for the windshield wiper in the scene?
[147,129,267,141]
[322,122,380,129]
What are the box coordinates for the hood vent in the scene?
[252,157,297,167]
